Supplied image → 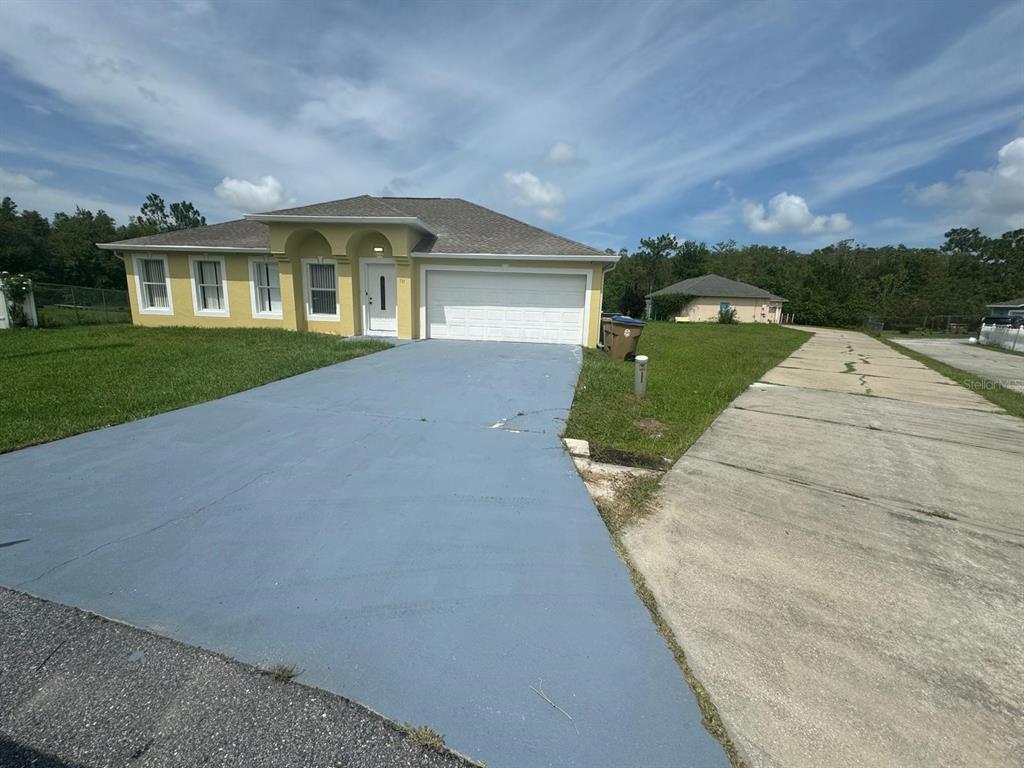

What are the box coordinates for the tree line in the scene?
[0,194,205,290]
[2,192,1021,327]
[603,229,1024,327]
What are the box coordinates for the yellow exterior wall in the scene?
[679,296,783,323]
[120,224,610,346]
[125,252,290,329]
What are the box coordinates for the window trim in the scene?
[188,255,230,317]
[302,258,340,321]
[248,256,283,319]
[133,254,174,315]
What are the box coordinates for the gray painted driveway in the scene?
[0,340,725,768]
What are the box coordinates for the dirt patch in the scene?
[633,417,668,437]
[590,444,671,470]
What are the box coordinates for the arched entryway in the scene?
[348,230,397,337]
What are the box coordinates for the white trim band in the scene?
[412,251,617,263]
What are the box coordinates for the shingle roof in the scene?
[101,195,607,257]
[101,218,270,249]
[987,297,1024,307]
[648,274,785,301]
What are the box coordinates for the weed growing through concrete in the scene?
[265,663,303,683]
[402,723,446,751]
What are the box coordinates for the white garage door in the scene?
[426,270,588,345]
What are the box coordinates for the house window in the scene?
[307,261,338,318]
[252,259,281,316]
[192,259,226,313]
[136,256,172,313]
[719,301,731,313]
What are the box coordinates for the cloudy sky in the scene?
[1,0,1021,252]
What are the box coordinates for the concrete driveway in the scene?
[891,337,1024,392]
[622,328,1024,767]
[0,340,725,768]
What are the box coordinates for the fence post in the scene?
[102,288,108,323]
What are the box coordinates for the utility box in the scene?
[602,315,645,361]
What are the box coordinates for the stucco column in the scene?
[395,254,414,340]
[335,252,359,336]
[273,252,303,331]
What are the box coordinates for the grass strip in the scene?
[880,336,1024,418]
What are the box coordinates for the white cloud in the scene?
[910,181,952,205]
[742,192,852,235]
[214,175,289,213]
[0,0,1020,245]
[545,142,577,164]
[296,78,409,141]
[0,166,136,221]
[504,171,565,222]
[909,137,1024,233]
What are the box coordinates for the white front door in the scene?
[363,261,397,335]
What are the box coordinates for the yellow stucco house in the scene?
[646,274,786,323]
[98,196,618,346]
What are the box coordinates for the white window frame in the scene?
[302,258,340,321]
[249,256,283,319]
[188,255,230,317]
[133,254,174,315]
[417,263,593,346]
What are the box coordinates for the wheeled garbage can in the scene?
[602,315,645,361]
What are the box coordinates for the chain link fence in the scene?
[33,282,131,327]
[862,314,980,336]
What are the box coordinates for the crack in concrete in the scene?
[15,467,282,588]
[730,404,1021,454]
[688,455,966,525]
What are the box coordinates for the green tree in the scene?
[49,208,122,288]
[0,197,53,279]
[131,193,206,233]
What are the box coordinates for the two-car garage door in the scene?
[425,269,588,345]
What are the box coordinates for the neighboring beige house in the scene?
[646,273,785,323]
[98,196,618,347]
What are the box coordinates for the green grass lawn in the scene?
[37,305,132,327]
[0,325,389,453]
[565,322,811,462]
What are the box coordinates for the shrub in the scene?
[718,307,738,324]
[1,271,32,327]
[650,293,694,321]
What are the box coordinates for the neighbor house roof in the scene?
[98,195,608,257]
[987,297,1024,308]
[647,273,785,301]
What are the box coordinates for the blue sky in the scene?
[1,0,1021,252]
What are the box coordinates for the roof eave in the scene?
[413,251,618,262]
[244,213,436,235]
[97,243,270,253]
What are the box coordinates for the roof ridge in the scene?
[451,199,605,255]
[367,196,414,216]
